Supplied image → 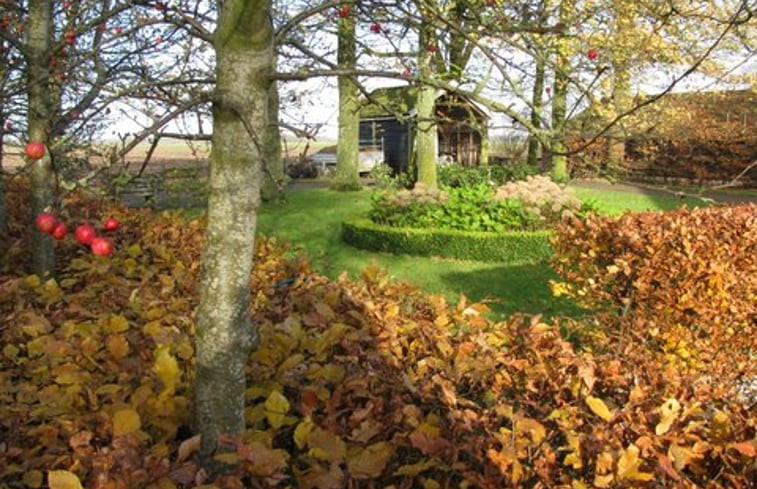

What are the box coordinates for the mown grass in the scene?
[253,184,715,319]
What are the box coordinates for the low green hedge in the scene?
[341,217,553,263]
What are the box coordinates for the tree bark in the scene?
[550,0,570,182]
[606,0,633,170]
[194,0,272,471]
[333,7,361,191]
[261,79,285,201]
[415,12,438,188]
[528,49,546,168]
[0,125,6,233]
[27,0,56,277]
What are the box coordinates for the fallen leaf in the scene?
[47,470,83,489]
[347,442,393,478]
[113,408,141,436]
[655,398,681,435]
[585,396,613,422]
[264,390,290,429]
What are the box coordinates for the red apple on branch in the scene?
[25,142,46,160]
[51,222,67,240]
[35,213,57,234]
[338,6,350,18]
[587,48,598,60]
[91,237,113,256]
[103,217,119,231]
[74,224,96,245]
[370,23,381,34]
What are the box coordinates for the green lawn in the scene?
[253,184,711,319]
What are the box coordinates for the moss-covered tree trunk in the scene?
[333,6,360,190]
[0,125,6,232]
[194,0,272,470]
[550,0,570,182]
[415,13,438,188]
[261,79,284,201]
[528,51,546,167]
[27,0,55,277]
[415,85,437,187]
[607,0,633,171]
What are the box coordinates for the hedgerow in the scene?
[551,204,756,399]
[1,180,754,488]
[342,216,552,263]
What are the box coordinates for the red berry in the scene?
[370,23,381,33]
[103,217,119,231]
[427,44,437,54]
[587,48,598,60]
[25,141,46,160]
[36,213,57,234]
[91,237,113,256]
[338,6,350,18]
[51,221,67,240]
[74,224,96,245]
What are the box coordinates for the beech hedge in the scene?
[341,216,552,263]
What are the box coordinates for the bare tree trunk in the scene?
[0,125,6,232]
[194,0,272,471]
[415,12,438,188]
[415,85,438,187]
[550,0,570,182]
[528,50,546,168]
[333,7,361,191]
[27,0,56,277]
[261,79,285,201]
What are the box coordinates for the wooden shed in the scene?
[359,86,489,174]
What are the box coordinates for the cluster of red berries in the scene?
[35,213,118,256]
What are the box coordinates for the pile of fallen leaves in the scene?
[1,181,754,488]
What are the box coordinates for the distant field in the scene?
[1,137,336,170]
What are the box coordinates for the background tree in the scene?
[333,2,361,190]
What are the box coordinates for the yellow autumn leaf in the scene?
[264,390,290,429]
[293,417,315,449]
[47,470,83,489]
[585,396,613,422]
[347,442,394,479]
[154,348,181,394]
[655,397,681,435]
[106,335,130,360]
[617,444,654,481]
[308,427,347,462]
[106,314,130,333]
[113,408,141,436]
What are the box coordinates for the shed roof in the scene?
[360,85,490,121]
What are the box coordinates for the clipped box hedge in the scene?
[341,217,553,263]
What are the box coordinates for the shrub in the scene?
[369,183,540,232]
[551,204,756,381]
[438,163,537,188]
[493,175,594,223]
[342,216,552,263]
[370,177,595,232]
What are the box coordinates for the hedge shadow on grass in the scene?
[439,262,586,319]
